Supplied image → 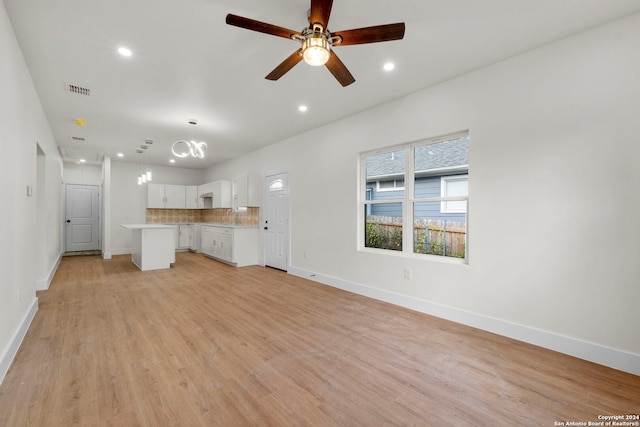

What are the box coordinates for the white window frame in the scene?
[358,132,469,264]
[376,179,405,192]
[440,175,468,213]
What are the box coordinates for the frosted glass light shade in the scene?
[302,36,330,66]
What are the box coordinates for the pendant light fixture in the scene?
[136,139,153,185]
[171,120,207,159]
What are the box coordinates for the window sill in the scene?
[358,246,468,265]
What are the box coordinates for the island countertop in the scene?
[121,224,176,230]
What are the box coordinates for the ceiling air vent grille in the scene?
[71,136,86,142]
[68,84,91,96]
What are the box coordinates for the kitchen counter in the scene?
[201,223,258,229]
[123,224,177,229]
[154,222,258,229]
[121,224,176,271]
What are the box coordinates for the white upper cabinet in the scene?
[233,174,249,209]
[198,181,214,197]
[212,180,232,208]
[164,184,186,208]
[147,183,186,209]
[147,183,166,208]
[148,180,236,209]
[185,185,199,209]
[200,180,232,209]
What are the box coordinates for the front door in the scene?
[65,184,100,252]
[264,173,289,271]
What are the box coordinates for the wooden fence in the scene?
[365,216,466,258]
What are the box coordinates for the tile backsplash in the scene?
[146,207,259,226]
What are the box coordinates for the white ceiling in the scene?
[6,0,640,169]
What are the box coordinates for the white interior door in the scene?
[264,173,289,271]
[65,184,100,252]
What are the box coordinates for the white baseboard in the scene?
[289,267,640,376]
[102,251,112,260]
[109,248,131,256]
[35,253,62,291]
[0,298,38,385]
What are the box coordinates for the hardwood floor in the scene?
[1,252,638,426]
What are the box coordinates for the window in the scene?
[441,175,468,213]
[269,179,284,192]
[360,133,469,261]
[377,179,405,192]
[364,149,404,251]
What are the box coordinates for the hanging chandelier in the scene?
[171,140,207,159]
[172,119,207,159]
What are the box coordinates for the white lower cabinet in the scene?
[178,224,193,249]
[190,224,202,252]
[201,225,257,267]
[201,226,215,256]
[215,228,233,262]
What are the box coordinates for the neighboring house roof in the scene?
[366,136,469,180]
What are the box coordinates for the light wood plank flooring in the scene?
[0,252,638,426]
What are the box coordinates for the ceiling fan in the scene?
[225,0,405,87]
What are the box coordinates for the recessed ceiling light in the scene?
[383,62,395,72]
[298,105,308,112]
[169,159,176,164]
[79,159,86,163]
[118,47,132,57]
[117,153,124,157]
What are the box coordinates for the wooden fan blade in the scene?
[309,0,333,28]
[265,49,304,81]
[325,51,355,87]
[226,14,299,40]
[332,23,405,46]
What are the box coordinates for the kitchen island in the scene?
[120,224,176,271]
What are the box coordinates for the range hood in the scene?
[200,192,213,198]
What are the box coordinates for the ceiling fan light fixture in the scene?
[302,34,330,66]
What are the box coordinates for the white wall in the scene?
[108,162,204,254]
[0,1,62,382]
[207,13,640,374]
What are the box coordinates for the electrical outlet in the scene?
[404,268,412,280]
